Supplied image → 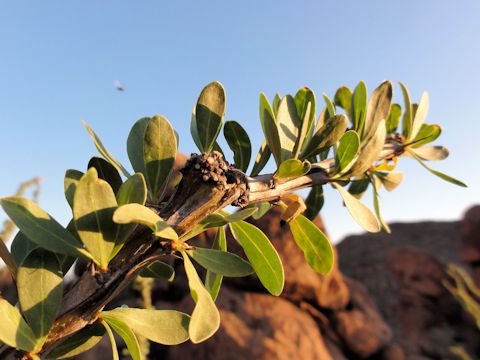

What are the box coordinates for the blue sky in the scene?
[0,1,479,242]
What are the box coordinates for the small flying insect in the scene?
[113,80,125,92]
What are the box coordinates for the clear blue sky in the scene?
[0,1,479,243]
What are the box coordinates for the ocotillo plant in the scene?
[0,81,466,359]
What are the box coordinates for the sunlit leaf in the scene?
[101,308,190,345]
[11,231,37,267]
[349,120,386,177]
[352,81,367,133]
[229,221,284,296]
[301,115,348,159]
[0,197,91,259]
[274,159,311,180]
[0,298,37,351]
[363,81,392,140]
[181,252,220,343]
[334,86,352,117]
[399,82,413,139]
[322,93,336,118]
[386,103,402,134]
[259,93,281,165]
[332,183,380,232]
[408,146,449,161]
[101,320,119,360]
[293,87,316,158]
[348,178,370,200]
[410,124,442,148]
[304,185,324,220]
[409,92,429,141]
[272,93,282,116]
[74,167,117,269]
[205,227,226,301]
[88,157,122,195]
[335,130,360,174]
[251,202,272,220]
[17,248,63,347]
[374,171,404,192]
[188,247,254,277]
[103,316,141,360]
[289,214,334,274]
[250,140,271,177]
[371,177,391,233]
[223,207,258,222]
[116,173,147,206]
[140,260,175,281]
[224,120,251,172]
[64,169,84,209]
[277,95,301,162]
[82,121,131,177]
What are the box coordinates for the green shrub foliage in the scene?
[0,80,465,359]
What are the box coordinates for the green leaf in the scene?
[127,117,150,177]
[0,298,37,351]
[322,93,336,118]
[113,204,178,240]
[348,178,370,200]
[205,227,226,301]
[386,103,402,134]
[293,87,316,158]
[371,177,391,233]
[274,159,311,180]
[0,197,91,259]
[399,82,413,139]
[195,81,226,153]
[144,116,177,202]
[301,114,348,159]
[17,248,63,347]
[250,140,271,176]
[352,81,367,133]
[251,202,272,220]
[335,130,360,174]
[349,120,386,177]
[224,120,252,172]
[289,214,334,274]
[409,146,449,161]
[277,95,301,162]
[88,157,122,195]
[409,92,429,141]
[116,173,147,206]
[363,81,393,140]
[181,252,221,343]
[82,121,131,177]
[374,171,404,192]
[407,149,467,187]
[101,320,119,360]
[46,323,105,359]
[410,124,442,147]
[140,260,175,281]
[101,308,190,345]
[259,93,281,165]
[103,316,142,360]
[64,169,84,209]
[74,167,117,269]
[188,247,254,277]
[304,185,324,220]
[332,182,380,232]
[272,93,282,116]
[11,231,37,267]
[190,111,203,152]
[229,221,284,296]
[223,208,258,222]
[334,86,352,117]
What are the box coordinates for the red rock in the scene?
[460,205,480,264]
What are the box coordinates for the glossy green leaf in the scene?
[374,171,404,192]
[349,120,386,177]
[335,130,360,174]
[11,231,37,267]
[304,185,324,220]
[274,159,311,180]
[348,178,370,200]
[0,298,37,351]
[0,197,91,259]
[64,169,84,209]
[277,95,301,162]
[229,221,284,296]
[251,202,272,220]
[250,140,271,176]
[101,308,190,345]
[272,93,282,116]
[386,103,402,134]
[410,124,442,147]
[116,173,147,206]
[195,81,226,153]
[88,157,122,195]
[407,149,467,187]
[409,92,429,141]
[224,120,251,172]
[46,323,105,359]
[289,214,334,274]
[371,177,391,233]
[103,317,141,360]
[205,227,226,301]
[334,86,352,117]
[188,247,254,277]
[409,146,449,161]
[190,110,203,152]
[322,93,336,118]
[181,252,221,343]
[101,320,119,360]
[293,87,316,158]
[260,93,282,165]
[352,81,367,133]
[399,82,413,138]
[223,208,258,222]
[363,81,392,140]
[17,248,63,347]
[301,114,348,159]
[74,168,117,269]
[82,121,131,177]
[332,182,380,232]
[140,260,175,281]
[127,117,150,176]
